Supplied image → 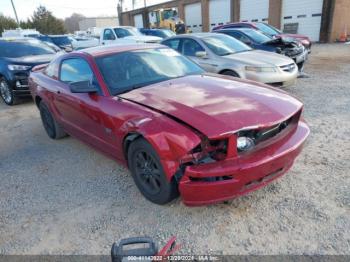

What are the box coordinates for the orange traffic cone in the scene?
[339,25,347,42]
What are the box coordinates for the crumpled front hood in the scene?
[225,50,294,67]
[277,33,310,41]
[119,74,303,138]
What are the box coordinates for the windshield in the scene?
[162,10,177,20]
[162,29,176,37]
[202,34,251,56]
[242,29,272,44]
[0,40,56,58]
[254,23,281,36]
[51,36,71,46]
[114,27,144,38]
[147,30,175,38]
[96,48,204,95]
[37,35,53,43]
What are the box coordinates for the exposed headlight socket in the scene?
[237,136,255,152]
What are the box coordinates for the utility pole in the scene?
[117,0,123,25]
[10,0,20,27]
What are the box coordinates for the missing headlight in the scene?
[189,138,228,164]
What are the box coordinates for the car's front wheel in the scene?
[128,138,179,205]
[39,101,67,139]
[221,70,239,77]
[0,77,17,105]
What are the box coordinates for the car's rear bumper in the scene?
[179,121,309,206]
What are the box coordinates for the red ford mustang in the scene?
[29,44,309,206]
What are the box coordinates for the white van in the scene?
[2,28,40,38]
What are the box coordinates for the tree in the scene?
[0,14,18,35]
[29,6,66,34]
[64,13,85,33]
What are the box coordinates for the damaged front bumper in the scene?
[178,121,309,206]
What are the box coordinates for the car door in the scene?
[180,38,218,73]
[53,57,117,153]
[101,28,116,45]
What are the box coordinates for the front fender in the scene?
[121,114,201,181]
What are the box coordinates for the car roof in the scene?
[230,22,256,26]
[142,28,162,31]
[78,43,165,57]
[167,32,222,39]
[217,28,256,33]
[217,22,257,29]
[110,26,134,29]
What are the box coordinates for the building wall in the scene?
[120,0,349,42]
[269,0,282,29]
[79,17,119,31]
[330,0,350,41]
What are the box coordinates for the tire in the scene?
[0,77,18,106]
[128,138,179,205]
[221,70,239,77]
[39,101,67,139]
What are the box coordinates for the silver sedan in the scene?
[161,33,298,87]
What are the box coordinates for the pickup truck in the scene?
[100,26,162,45]
[68,36,99,50]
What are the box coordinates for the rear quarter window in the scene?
[59,58,93,83]
[44,59,59,79]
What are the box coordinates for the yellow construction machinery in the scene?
[148,8,187,34]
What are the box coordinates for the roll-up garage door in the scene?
[240,0,269,23]
[209,0,231,31]
[185,2,202,33]
[134,14,144,28]
[282,0,323,41]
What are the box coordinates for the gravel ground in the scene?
[0,44,349,255]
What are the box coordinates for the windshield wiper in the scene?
[233,50,251,54]
[115,78,169,96]
[220,52,235,56]
[116,84,146,95]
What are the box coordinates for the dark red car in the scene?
[29,44,309,206]
[213,22,312,52]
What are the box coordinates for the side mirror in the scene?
[195,51,207,58]
[243,39,252,45]
[69,80,98,93]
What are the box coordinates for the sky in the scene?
[0,0,169,21]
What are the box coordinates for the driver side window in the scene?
[60,58,94,84]
[182,38,204,57]
[103,29,116,40]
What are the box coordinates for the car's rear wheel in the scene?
[39,101,67,139]
[221,70,239,77]
[128,138,179,205]
[0,77,17,106]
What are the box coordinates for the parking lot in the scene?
[0,43,349,255]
